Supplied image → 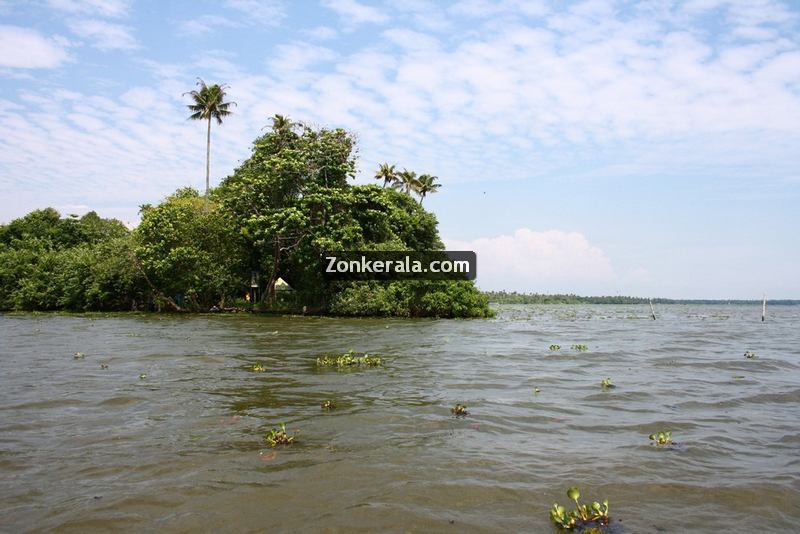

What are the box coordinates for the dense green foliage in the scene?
[0,210,144,310]
[0,116,491,317]
[135,188,248,310]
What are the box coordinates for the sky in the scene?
[1,0,799,299]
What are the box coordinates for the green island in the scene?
[0,115,490,318]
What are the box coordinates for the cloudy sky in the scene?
[1,0,799,298]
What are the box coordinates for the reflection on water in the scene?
[1,305,799,532]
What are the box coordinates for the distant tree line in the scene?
[484,291,799,305]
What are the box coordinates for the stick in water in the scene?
[762,294,766,322]
[649,299,656,320]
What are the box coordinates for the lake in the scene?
[1,305,799,532]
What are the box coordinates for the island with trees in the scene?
[0,114,491,318]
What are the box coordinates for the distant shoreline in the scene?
[484,292,800,305]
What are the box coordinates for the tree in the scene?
[135,188,247,311]
[271,114,295,137]
[392,169,419,195]
[184,79,236,196]
[374,163,397,188]
[416,174,441,204]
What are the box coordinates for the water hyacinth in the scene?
[265,423,295,447]
[451,403,468,416]
[571,344,589,352]
[550,486,610,530]
[550,344,561,351]
[600,378,615,389]
[316,350,382,368]
[649,430,672,445]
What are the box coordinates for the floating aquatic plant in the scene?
[649,430,672,446]
[600,378,615,389]
[321,400,335,410]
[316,350,382,368]
[139,373,147,380]
[251,363,267,372]
[550,486,610,531]
[451,403,469,416]
[743,351,757,359]
[550,344,561,351]
[265,423,295,447]
[571,344,589,352]
[362,354,382,367]
[73,352,85,359]
[100,364,109,370]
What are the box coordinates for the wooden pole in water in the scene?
[649,299,656,320]
[762,294,766,322]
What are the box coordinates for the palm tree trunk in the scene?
[205,117,211,196]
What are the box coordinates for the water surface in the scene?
[1,305,799,532]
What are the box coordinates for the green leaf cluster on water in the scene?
[550,487,610,531]
[316,350,382,368]
[0,116,490,318]
[450,403,469,416]
[649,430,672,445]
[265,423,295,447]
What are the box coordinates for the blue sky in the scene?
[1,0,799,298]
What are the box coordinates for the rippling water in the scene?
[1,305,799,533]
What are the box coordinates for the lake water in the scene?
[1,305,799,533]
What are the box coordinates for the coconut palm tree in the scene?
[374,163,397,188]
[392,169,420,195]
[184,78,236,196]
[416,174,441,204]
[271,114,294,135]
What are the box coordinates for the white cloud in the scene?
[320,0,389,27]
[66,18,138,50]
[387,0,453,32]
[224,0,286,26]
[270,42,337,73]
[179,15,240,36]
[0,26,71,68]
[177,1,286,35]
[447,228,616,293]
[47,0,130,18]
[303,25,338,40]
[449,0,549,19]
